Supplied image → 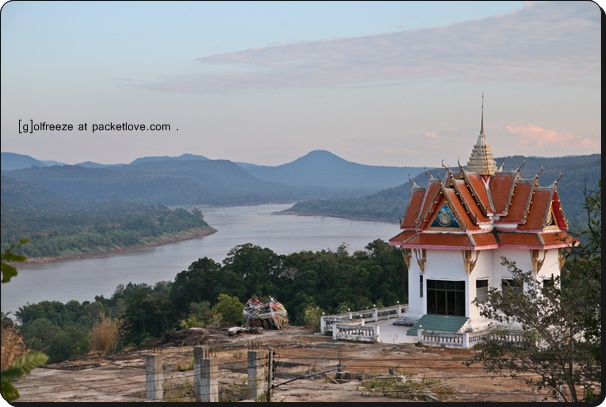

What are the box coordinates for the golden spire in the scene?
[466,93,498,176]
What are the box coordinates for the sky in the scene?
[0,1,602,168]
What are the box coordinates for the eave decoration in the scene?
[414,248,426,273]
[530,249,547,274]
[462,250,479,275]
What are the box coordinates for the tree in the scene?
[212,294,245,326]
[1,239,49,402]
[466,180,601,402]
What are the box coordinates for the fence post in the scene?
[373,307,378,322]
[247,342,265,400]
[417,326,423,344]
[194,346,218,402]
[266,347,274,402]
[145,354,163,400]
[320,315,326,334]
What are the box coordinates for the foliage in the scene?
[363,371,454,401]
[1,201,213,259]
[467,180,601,402]
[0,238,29,283]
[1,243,49,402]
[212,294,245,326]
[179,301,213,329]
[1,351,49,402]
[7,238,408,362]
[302,305,323,332]
[90,313,124,354]
[1,324,28,371]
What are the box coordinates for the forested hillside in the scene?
[287,154,601,233]
[1,201,215,259]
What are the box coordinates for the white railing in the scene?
[320,303,405,336]
[332,320,380,343]
[418,329,525,349]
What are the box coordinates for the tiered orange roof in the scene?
[389,106,578,252]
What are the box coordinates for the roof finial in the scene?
[480,92,484,135]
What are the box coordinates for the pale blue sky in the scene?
[0,1,601,167]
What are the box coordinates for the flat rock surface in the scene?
[13,325,550,402]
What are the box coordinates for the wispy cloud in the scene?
[505,123,600,150]
[135,2,599,95]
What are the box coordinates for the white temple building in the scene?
[389,103,578,340]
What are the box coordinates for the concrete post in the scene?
[145,354,163,400]
[194,346,218,402]
[373,307,378,322]
[462,332,469,348]
[266,348,274,402]
[320,315,326,334]
[375,324,381,343]
[417,326,423,344]
[247,349,266,400]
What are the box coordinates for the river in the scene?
[0,204,400,316]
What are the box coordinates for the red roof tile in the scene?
[394,232,498,250]
[462,172,492,213]
[401,189,426,229]
[489,172,517,214]
[496,230,577,249]
[450,181,491,224]
[518,188,552,230]
[496,181,533,224]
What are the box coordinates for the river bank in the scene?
[274,209,399,224]
[21,227,217,266]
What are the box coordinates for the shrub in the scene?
[1,325,29,370]
[90,313,124,354]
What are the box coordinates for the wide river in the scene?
[1,204,400,316]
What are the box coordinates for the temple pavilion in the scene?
[389,102,578,338]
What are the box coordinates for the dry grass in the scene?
[90,313,124,354]
[1,324,29,370]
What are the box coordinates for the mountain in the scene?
[286,154,601,233]
[76,161,127,168]
[1,152,48,171]
[129,153,208,166]
[243,150,425,192]
[128,158,318,202]
[2,165,217,205]
[0,175,75,212]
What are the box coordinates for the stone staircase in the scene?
[406,314,469,336]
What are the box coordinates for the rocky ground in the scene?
[13,325,552,403]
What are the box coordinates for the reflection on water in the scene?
[1,204,399,315]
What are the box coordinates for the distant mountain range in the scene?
[0,150,425,207]
[1,151,600,232]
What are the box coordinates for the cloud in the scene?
[135,1,599,95]
[504,123,599,150]
[423,131,438,140]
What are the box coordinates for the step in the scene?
[406,314,469,336]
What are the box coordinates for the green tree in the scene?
[212,294,245,326]
[302,304,323,332]
[467,180,601,402]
